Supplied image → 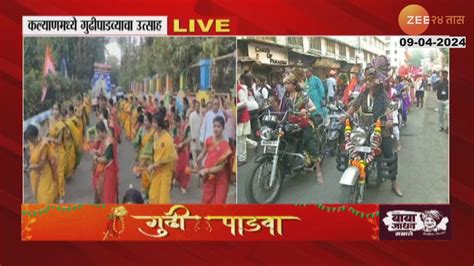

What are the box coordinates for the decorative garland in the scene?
[21,205,36,240]
[103,206,128,240]
[344,118,382,182]
[316,204,379,219]
[22,203,106,217]
[316,204,379,240]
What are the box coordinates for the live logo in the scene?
[173,19,231,33]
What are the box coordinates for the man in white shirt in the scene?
[200,97,225,144]
[415,76,425,108]
[326,74,337,102]
[247,81,260,140]
[189,100,203,165]
[255,77,270,103]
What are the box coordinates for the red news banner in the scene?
[21,204,379,240]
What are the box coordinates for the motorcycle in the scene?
[336,109,398,203]
[325,100,346,156]
[245,106,326,204]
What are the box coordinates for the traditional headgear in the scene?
[365,55,390,84]
[283,73,298,84]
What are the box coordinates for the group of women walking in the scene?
[25,95,91,204]
[25,91,235,205]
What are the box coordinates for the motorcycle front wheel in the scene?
[339,184,357,203]
[245,158,283,204]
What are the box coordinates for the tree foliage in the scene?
[117,37,235,90]
[24,37,107,118]
[408,49,424,67]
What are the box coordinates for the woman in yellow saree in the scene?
[83,93,92,114]
[74,95,89,128]
[62,108,76,180]
[123,97,133,140]
[118,97,125,127]
[65,105,84,169]
[147,114,178,204]
[132,112,155,199]
[130,104,140,140]
[47,103,66,203]
[25,125,57,204]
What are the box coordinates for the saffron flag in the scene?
[41,45,56,102]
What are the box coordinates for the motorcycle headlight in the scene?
[260,126,274,141]
[350,127,367,146]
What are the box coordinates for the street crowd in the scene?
[24,89,237,205]
[236,54,449,198]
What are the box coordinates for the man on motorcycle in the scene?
[283,74,325,184]
[341,56,403,197]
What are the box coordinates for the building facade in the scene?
[384,36,408,68]
[237,36,387,81]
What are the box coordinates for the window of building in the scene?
[326,39,336,55]
[255,36,276,42]
[339,44,346,57]
[310,37,321,51]
[349,47,355,59]
[287,37,303,47]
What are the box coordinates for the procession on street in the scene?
[23,37,237,204]
[236,36,449,204]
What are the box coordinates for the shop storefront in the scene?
[238,40,289,84]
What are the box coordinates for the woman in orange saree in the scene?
[47,103,66,203]
[173,114,192,194]
[91,121,118,204]
[194,116,232,204]
[25,125,57,204]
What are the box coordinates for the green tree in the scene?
[408,49,424,67]
[24,37,108,118]
[107,55,120,86]
[116,37,235,92]
[440,48,449,69]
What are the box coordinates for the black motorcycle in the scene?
[325,101,346,156]
[245,106,326,204]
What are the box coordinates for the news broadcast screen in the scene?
[1,0,472,265]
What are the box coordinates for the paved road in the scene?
[23,115,236,204]
[237,90,449,204]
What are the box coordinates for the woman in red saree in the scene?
[146,95,156,114]
[194,116,232,204]
[173,114,191,194]
[91,120,118,203]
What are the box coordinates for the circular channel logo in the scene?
[398,4,430,35]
